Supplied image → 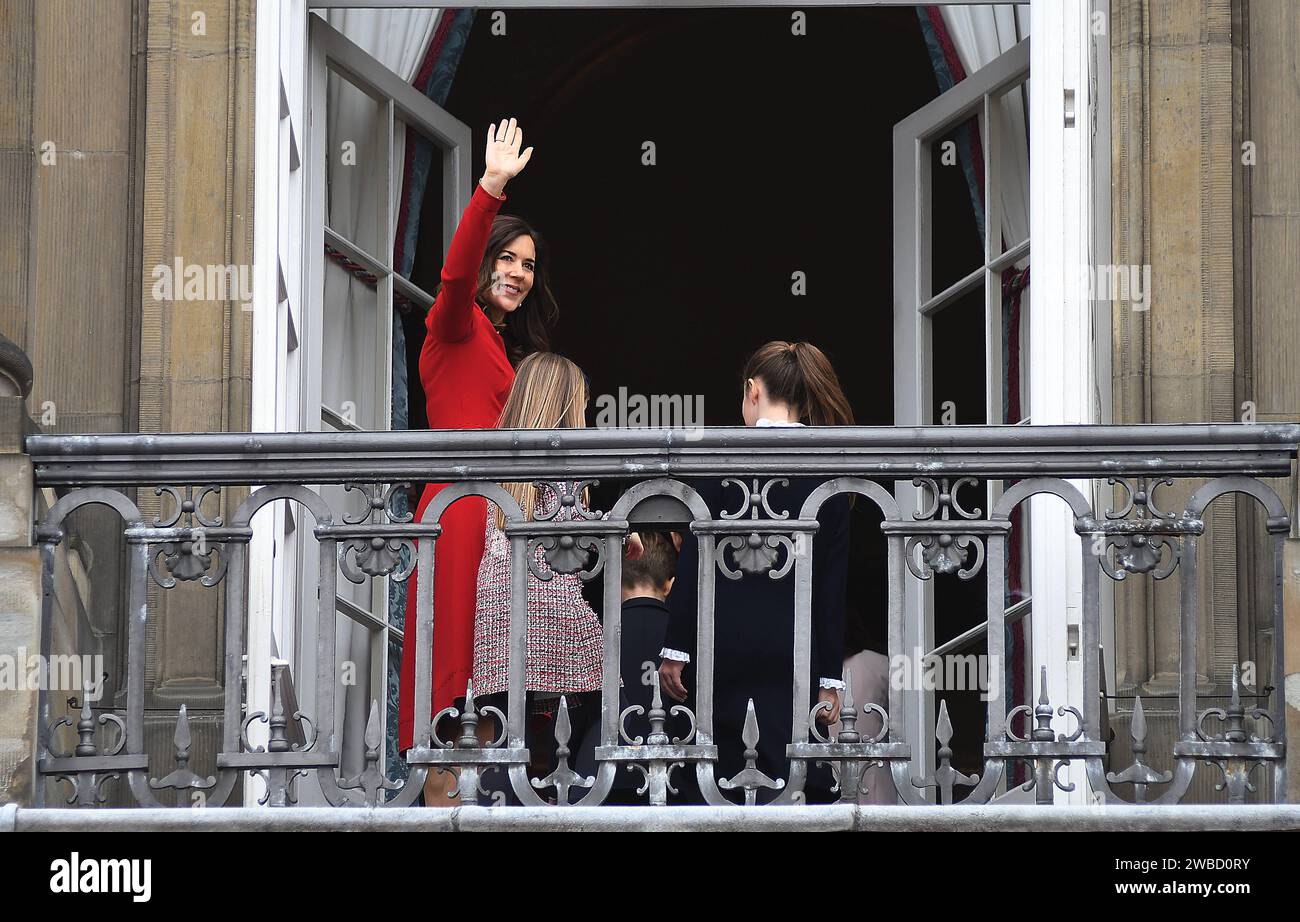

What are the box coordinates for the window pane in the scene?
[393,118,445,285]
[321,257,381,431]
[991,80,1030,254]
[929,285,986,425]
[393,119,448,435]
[1000,248,1029,425]
[928,113,986,295]
[326,68,383,260]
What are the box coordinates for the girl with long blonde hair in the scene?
[489,351,589,532]
[470,353,638,796]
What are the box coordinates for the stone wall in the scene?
[0,387,39,805]
[0,0,257,805]
[133,0,256,806]
[1243,0,1300,803]
[1110,0,1300,802]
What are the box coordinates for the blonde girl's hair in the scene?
[494,352,589,529]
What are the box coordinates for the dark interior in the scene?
[402,7,991,784]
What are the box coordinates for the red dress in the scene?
[398,182,513,753]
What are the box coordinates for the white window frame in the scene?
[1026,0,1099,805]
[252,5,472,803]
[892,3,1100,805]
[300,19,471,798]
[893,37,1032,799]
[251,0,310,806]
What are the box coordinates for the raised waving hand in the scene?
[480,117,534,197]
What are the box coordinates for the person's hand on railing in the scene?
[816,688,841,725]
[480,117,533,198]
[659,659,688,703]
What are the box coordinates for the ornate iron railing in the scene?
[24,424,1298,808]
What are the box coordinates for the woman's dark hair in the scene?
[475,214,559,365]
[741,341,855,426]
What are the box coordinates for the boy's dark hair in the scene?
[622,531,679,592]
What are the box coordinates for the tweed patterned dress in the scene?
[471,489,604,698]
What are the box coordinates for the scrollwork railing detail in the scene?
[905,477,986,580]
[25,426,1295,811]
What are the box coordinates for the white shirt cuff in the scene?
[657,653,839,688]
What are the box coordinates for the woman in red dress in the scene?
[397,117,556,805]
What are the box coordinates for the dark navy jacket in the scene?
[663,476,849,803]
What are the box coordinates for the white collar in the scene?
[756,417,804,428]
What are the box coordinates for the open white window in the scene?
[303,12,472,798]
[893,1,1103,804]
[893,36,1032,800]
[252,7,471,802]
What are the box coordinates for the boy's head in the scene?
[621,530,680,601]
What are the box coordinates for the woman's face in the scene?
[486,233,536,316]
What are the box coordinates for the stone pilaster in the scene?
[1244,0,1300,803]
[1109,0,1245,802]
[0,335,39,805]
[135,0,255,803]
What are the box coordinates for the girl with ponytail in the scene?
[736,340,855,428]
[658,341,854,804]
